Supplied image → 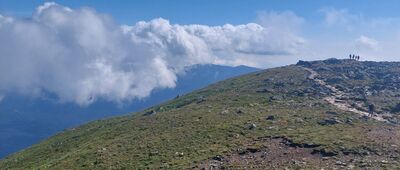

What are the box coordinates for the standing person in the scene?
[349,54,352,60]
[368,104,375,117]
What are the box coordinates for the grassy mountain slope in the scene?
[1,59,399,169]
[0,64,259,159]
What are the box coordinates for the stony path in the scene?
[302,67,388,122]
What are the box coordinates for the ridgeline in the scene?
[1,59,400,169]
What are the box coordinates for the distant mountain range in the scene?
[0,64,259,158]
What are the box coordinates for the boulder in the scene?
[345,118,353,125]
[269,95,282,101]
[296,60,312,67]
[318,118,342,126]
[175,152,184,157]
[212,155,224,161]
[266,115,275,120]
[248,123,257,130]
[295,118,304,123]
[143,110,156,116]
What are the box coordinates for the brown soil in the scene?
[194,137,399,169]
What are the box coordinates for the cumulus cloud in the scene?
[0,2,304,105]
[354,35,380,51]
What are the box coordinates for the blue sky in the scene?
[1,0,400,25]
[0,1,400,104]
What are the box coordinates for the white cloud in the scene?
[4,3,400,106]
[354,35,380,51]
[257,11,304,32]
[0,14,13,24]
[320,8,358,27]
[305,7,400,62]
[0,3,304,105]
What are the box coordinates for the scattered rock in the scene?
[318,117,342,126]
[281,138,320,148]
[312,148,338,157]
[345,118,353,124]
[234,134,240,138]
[347,164,355,169]
[196,96,207,104]
[149,151,159,156]
[295,117,304,123]
[269,96,282,101]
[220,109,229,114]
[209,163,219,168]
[143,110,156,116]
[326,76,344,84]
[296,60,312,67]
[256,88,272,93]
[359,162,369,167]
[390,103,400,113]
[361,115,370,121]
[248,123,257,130]
[175,152,184,157]
[236,108,244,114]
[246,148,260,153]
[266,115,275,120]
[335,161,346,166]
[212,155,223,162]
[326,111,338,115]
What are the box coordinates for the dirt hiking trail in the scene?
[302,67,389,122]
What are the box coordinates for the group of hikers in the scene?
[349,54,360,61]
[348,53,376,117]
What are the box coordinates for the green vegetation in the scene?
[1,59,399,169]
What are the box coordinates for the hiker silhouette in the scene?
[368,104,375,117]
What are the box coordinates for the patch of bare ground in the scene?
[302,67,389,122]
[368,126,400,143]
[194,136,400,169]
[366,126,400,158]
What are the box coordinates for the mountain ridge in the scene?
[1,59,400,169]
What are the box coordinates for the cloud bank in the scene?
[0,3,304,105]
